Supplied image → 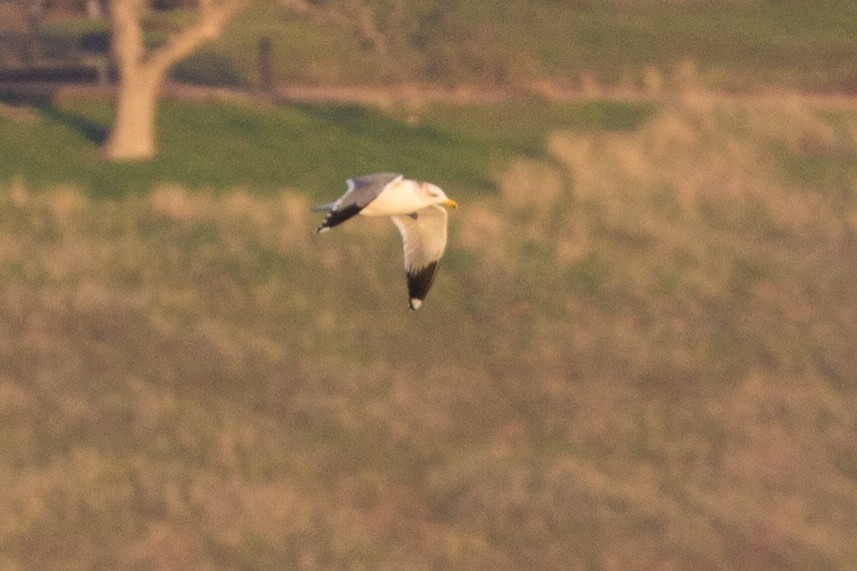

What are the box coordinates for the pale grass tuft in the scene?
[150,185,314,254]
[149,184,205,222]
[128,378,179,431]
[274,191,312,252]
[671,58,701,93]
[579,71,601,97]
[198,320,248,374]
[0,102,39,124]
[8,177,29,207]
[849,180,857,232]
[456,200,511,271]
[72,280,115,311]
[642,65,664,96]
[0,377,33,411]
[542,94,849,238]
[498,157,563,213]
[222,189,272,228]
[124,520,205,570]
[546,134,598,197]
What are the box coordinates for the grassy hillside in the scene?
[1,94,856,568]
[215,0,857,91]
[37,0,857,92]
[0,95,650,196]
[463,0,857,91]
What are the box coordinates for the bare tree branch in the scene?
[147,0,250,77]
[280,0,388,55]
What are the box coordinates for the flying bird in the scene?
[313,173,458,310]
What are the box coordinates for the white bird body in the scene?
[359,178,434,216]
[313,173,458,310]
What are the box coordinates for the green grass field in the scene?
[220,0,857,91]
[0,95,651,197]
[1,92,857,568]
[38,0,857,92]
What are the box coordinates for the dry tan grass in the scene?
[1,96,856,569]
[0,102,40,125]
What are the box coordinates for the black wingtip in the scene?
[315,203,362,233]
[406,261,438,310]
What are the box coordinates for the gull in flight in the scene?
[313,173,458,310]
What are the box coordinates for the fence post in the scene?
[258,37,273,100]
[25,1,44,65]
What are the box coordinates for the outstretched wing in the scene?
[314,173,403,233]
[391,204,449,310]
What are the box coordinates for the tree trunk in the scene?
[104,0,249,161]
[105,0,153,161]
[105,67,160,160]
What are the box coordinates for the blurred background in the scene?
[1,0,857,568]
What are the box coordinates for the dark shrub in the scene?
[170,50,245,87]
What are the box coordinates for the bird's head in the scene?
[422,182,458,209]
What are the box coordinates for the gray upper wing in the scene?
[315,172,402,232]
[339,172,403,209]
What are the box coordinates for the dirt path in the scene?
[4,80,857,111]
[271,82,857,111]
